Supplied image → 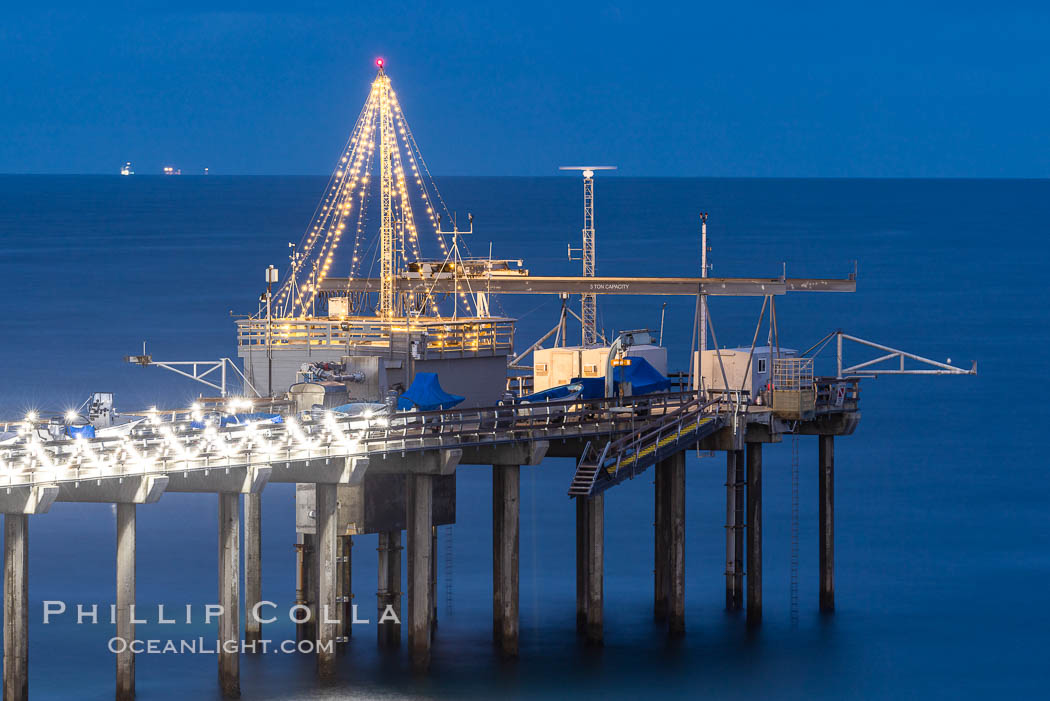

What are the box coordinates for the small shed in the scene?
[695,346,797,395]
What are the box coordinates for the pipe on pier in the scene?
[376,531,402,647]
[340,536,353,641]
[3,514,28,701]
[819,435,835,612]
[217,493,241,698]
[116,504,136,701]
[406,474,434,670]
[668,452,685,636]
[746,443,762,628]
[492,465,520,656]
[244,494,262,645]
[315,484,339,678]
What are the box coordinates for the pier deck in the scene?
[0,383,858,699]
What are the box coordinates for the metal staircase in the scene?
[568,396,726,498]
[568,441,610,497]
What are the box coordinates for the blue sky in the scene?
[1,1,1047,176]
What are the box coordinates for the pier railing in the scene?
[0,390,702,488]
[814,377,860,412]
[0,378,860,489]
[236,316,516,354]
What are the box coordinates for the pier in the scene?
[0,62,976,700]
[0,378,870,698]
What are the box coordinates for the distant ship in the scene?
[120,161,134,176]
[163,166,182,175]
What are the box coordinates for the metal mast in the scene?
[700,213,709,352]
[581,174,596,346]
[560,165,615,346]
[378,64,396,317]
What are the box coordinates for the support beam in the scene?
[406,475,434,670]
[668,452,685,636]
[575,497,586,634]
[315,484,339,678]
[585,495,604,645]
[376,531,401,647]
[3,514,28,701]
[116,504,136,701]
[726,450,745,611]
[746,443,762,628]
[320,274,858,297]
[244,494,262,645]
[654,460,669,620]
[493,465,520,656]
[217,493,241,698]
[819,435,835,612]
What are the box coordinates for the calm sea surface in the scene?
[0,175,1047,699]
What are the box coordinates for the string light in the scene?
[268,64,471,320]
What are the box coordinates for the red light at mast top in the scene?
[375,58,384,68]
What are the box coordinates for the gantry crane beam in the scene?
[318,275,856,297]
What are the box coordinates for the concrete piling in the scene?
[819,434,835,612]
[493,465,520,656]
[668,451,685,636]
[376,531,402,647]
[315,484,339,678]
[3,514,28,701]
[295,533,317,643]
[244,494,262,645]
[116,504,136,701]
[725,450,745,611]
[585,494,604,645]
[733,450,746,611]
[217,493,241,698]
[654,460,669,620]
[492,467,503,643]
[575,497,586,633]
[406,474,434,670]
[746,443,762,628]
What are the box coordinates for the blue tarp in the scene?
[519,382,584,403]
[570,357,671,398]
[571,377,607,399]
[66,424,96,439]
[615,357,671,395]
[397,373,465,411]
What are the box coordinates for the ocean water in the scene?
[0,175,1048,699]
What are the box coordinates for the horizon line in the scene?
[1,172,1049,181]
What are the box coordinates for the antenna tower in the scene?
[560,165,616,346]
